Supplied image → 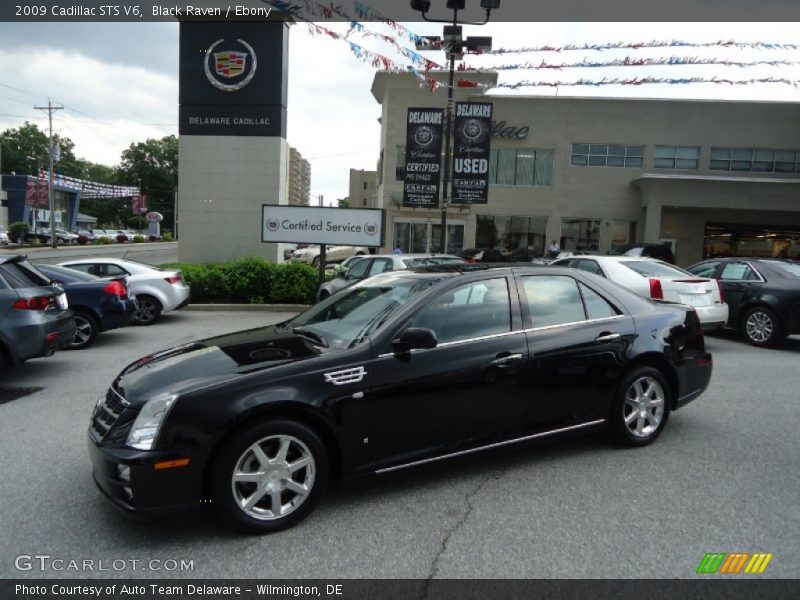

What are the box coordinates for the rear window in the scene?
[0,261,52,289]
[620,261,691,278]
[761,260,800,278]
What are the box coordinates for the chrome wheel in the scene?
[72,314,94,347]
[622,376,665,439]
[231,434,316,521]
[745,310,773,343]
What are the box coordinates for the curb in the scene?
[184,303,310,312]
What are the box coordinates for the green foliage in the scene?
[126,216,146,229]
[227,257,274,302]
[270,261,318,303]
[133,235,145,243]
[161,259,317,304]
[162,232,173,242]
[97,237,112,245]
[7,221,28,242]
[337,196,350,208]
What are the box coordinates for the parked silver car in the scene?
[316,253,465,301]
[0,255,75,367]
[59,258,190,325]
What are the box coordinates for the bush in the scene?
[270,261,318,303]
[8,221,28,242]
[77,235,89,245]
[227,257,274,302]
[160,258,317,304]
[133,235,145,243]
[162,232,173,242]
[97,237,112,245]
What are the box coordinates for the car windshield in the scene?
[761,260,800,278]
[0,260,52,288]
[286,273,441,351]
[37,263,99,282]
[620,260,692,278]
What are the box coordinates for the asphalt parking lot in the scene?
[0,311,798,579]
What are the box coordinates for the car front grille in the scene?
[90,387,130,441]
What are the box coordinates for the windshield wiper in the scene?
[292,326,328,348]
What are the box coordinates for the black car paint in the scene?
[88,266,712,514]
[687,258,800,335]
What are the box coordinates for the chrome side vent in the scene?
[324,366,367,385]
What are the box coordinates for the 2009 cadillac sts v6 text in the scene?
[88,265,712,533]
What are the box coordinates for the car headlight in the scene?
[126,393,178,450]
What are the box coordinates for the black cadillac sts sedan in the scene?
[89,265,713,533]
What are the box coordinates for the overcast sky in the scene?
[0,21,798,204]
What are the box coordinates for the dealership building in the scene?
[370,71,800,266]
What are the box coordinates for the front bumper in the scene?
[87,434,204,515]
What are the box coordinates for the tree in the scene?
[0,122,84,177]
[117,135,178,229]
[337,196,350,208]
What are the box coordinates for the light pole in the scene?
[410,0,499,253]
[27,155,42,239]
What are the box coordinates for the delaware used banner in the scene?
[402,107,444,208]
[452,102,493,204]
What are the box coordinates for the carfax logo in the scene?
[696,552,773,574]
[204,38,257,92]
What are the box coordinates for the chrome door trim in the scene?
[377,329,524,359]
[522,314,626,334]
[374,419,607,475]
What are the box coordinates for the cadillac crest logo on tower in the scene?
[204,38,258,92]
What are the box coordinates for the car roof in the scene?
[553,255,665,263]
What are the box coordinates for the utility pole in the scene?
[34,98,63,249]
[27,155,42,239]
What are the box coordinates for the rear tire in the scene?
[741,306,784,347]
[211,419,329,534]
[69,311,99,350]
[609,367,671,447]
[132,295,162,326]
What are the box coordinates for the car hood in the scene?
[114,325,322,406]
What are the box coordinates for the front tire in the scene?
[742,306,784,347]
[609,367,671,447]
[211,419,329,534]
[69,311,99,349]
[132,295,162,326]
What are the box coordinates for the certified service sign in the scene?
[262,205,385,247]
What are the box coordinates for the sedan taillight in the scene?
[648,278,664,300]
[104,281,127,297]
[164,275,182,285]
[716,279,726,304]
[13,296,55,310]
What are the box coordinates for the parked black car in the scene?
[34,264,137,349]
[686,257,800,346]
[88,265,712,533]
[610,243,676,264]
[0,255,75,367]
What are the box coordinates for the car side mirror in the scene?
[392,327,438,354]
[337,270,347,279]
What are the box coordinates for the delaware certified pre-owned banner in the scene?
[402,107,444,208]
[452,102,493,205]
[262,205,384,247]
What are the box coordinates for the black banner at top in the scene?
[451,102,493,205]
[402,108,444,209]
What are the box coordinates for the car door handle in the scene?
[490,353,524,367]
[595,332,621,343]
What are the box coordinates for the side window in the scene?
[345,259,371,280]
[411,278,511,344]
[720,262,757,281]
[522,275,587,328]
[104,265,128,277]
[579,282,619,319]
[687,261,720,278]
[575,259,605,276]
[367,258,393,277]
[66,264,93,275]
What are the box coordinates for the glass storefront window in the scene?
[394,220,464,255]
[475,215,547,258]
[611,219,633,251]
[561,218,601,252]
[704,222,800,259]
